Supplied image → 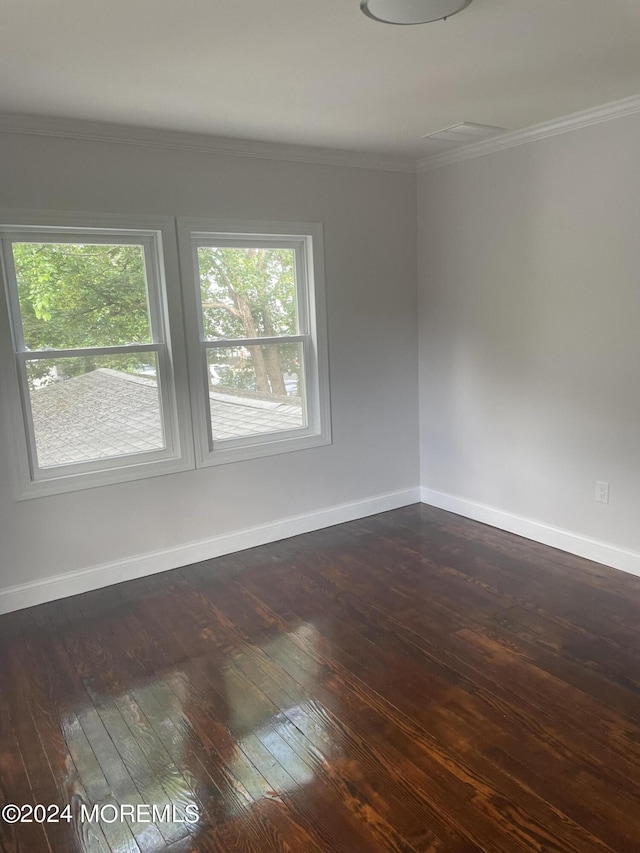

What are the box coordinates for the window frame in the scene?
[0,211,194,499]
[177,219,331,467]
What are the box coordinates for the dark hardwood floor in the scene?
[3,504,640,851]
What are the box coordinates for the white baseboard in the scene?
[0,487,421,615]
[421,487,640,579]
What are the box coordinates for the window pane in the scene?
[197,246,298,340]
[13,242,152,350]
[26,354,164,467]
[207,343,305,441]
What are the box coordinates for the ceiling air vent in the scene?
[421,122,506,147]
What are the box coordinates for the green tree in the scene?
[198,246,298,397]
[14,242,150,349]
[13,241,151,386]
[13,241,299,397]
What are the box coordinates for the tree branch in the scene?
[201,301,241,317]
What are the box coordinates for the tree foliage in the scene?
[198,247,299,397]
[13,241,299,398]
[13,242,151,386]
[14,242,150,350]
[198,246,296,340]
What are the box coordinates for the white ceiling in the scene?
[2,0,640,162]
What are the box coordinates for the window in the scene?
[178,220,331,466]
[0,213,330,498]
[0,214,193,498]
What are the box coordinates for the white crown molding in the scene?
[2,93,639,178]
[417,93,640,172]
[0,487,420,614]
[421,487,640,579]
[0,111,416,174]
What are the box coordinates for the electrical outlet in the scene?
[595,481,609,504]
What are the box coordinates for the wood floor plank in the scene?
[210,570,618,853]
[0,626,51,853]
[167,567,581,852]
[137,585,408,852]
[3,504,640,851]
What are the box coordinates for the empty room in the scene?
[1,0,640,850]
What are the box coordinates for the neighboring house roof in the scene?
[30,368,302,468]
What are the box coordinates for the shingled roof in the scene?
[30,368,303,468]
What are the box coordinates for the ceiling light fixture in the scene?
[360,0,474,25]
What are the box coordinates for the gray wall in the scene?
[0,131,419,590]
[4,105,637,598]
[418,112,640,554]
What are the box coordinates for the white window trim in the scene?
[177,218,331,467]
[0,210,195,499]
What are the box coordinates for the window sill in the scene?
[15,454,195,500]
[197,430,332,467]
